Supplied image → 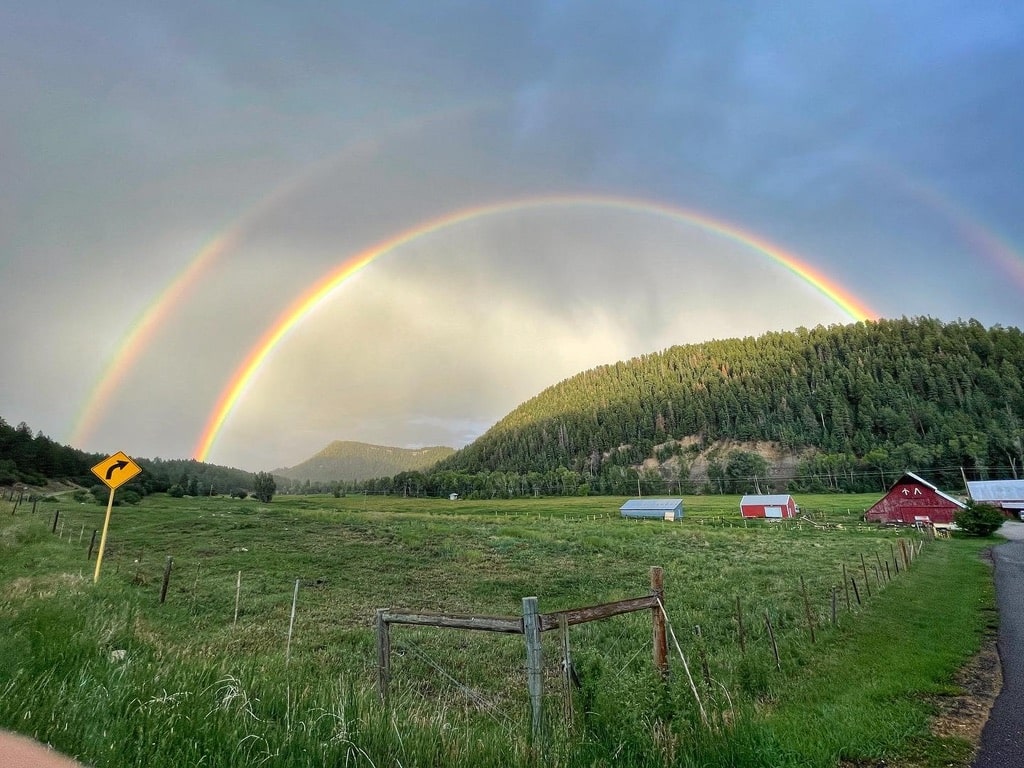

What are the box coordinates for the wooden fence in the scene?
[375,566,667,742]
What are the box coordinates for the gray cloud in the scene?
[2,1,1022,470]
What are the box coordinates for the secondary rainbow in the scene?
[893,171,1024,289]
[193,193,877,462]
[68,102,485,449]
[66,141,374,450]
[68,228,243,449]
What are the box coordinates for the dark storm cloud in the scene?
[1,1,1021,469]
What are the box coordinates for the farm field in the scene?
[0,492,995,767]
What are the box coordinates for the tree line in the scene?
[370,317,1024,497]
[0,419,276,503]
[5,317,1024,500]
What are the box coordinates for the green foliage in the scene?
[0,494,994,768]
[90,485,140,506]
[724,449,769,493]
[167,484,185,498]
[7,317,1024,506]
[119,489,142,505]
[253,471,276,502]
[0,459,18,485]
[426,317,1024,494]
[955,502,1006,536]
[0,419,98,485]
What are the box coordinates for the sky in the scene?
[2,1,1023,472]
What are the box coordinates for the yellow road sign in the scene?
[91,451,142,490]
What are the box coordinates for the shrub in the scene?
[119,490,142,505]
[955,502,1006,536]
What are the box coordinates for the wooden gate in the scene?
[375,566,667,741]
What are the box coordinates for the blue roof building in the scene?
[619,498,684,521]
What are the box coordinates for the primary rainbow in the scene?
[193,193,876,462]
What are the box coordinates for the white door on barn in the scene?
[765,506,783,518]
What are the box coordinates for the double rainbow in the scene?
[192,193,876,462]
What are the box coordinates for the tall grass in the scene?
[0,494,992,766]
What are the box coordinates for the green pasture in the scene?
[0,492,995,767]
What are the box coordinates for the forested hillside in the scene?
[275,441,454,483]
[7,318,1023,501]
[0,418,100,487]
[429,317,1023,494]
[0,417,263,501]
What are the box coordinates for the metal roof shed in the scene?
[966,479,1024,512]
[620,498,684,521]
[740,494,797,519]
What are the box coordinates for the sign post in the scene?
[90,451,142,583]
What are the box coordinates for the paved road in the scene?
[972,521,1024,768]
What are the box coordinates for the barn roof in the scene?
[620,498,683,511]
[966,479,1024,502]
[891,471,966,508]
[740,494,793,505]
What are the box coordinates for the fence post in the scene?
[159,556,173,603]
[694,625,711,686]
[764,611,781,670]
[650,566,668,677]
[523,596,544,745]
[88,530,98,560]
[860,554,871,598]
[559,613,574,725]
[842,564,851,610]
[51,509,60,533]
[800,576,816,644]
[376,608,391,703]
[286,578,299,665]
[736,595,746,653]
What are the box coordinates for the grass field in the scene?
[0,492,995,767]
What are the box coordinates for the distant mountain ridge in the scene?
[274,441,455,482]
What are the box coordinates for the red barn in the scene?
[864,472,965,525]
[740,494,798,519]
